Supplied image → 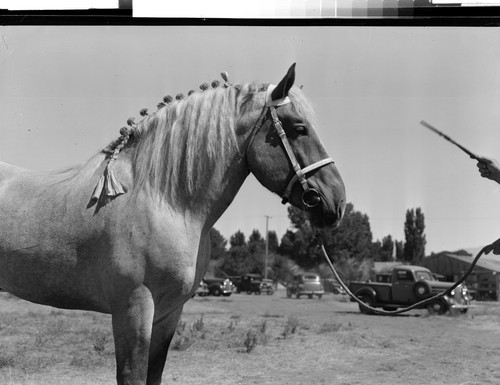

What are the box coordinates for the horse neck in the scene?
[201,107,267,229]
[128,106,256,229]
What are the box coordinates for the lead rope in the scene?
[315,231,488,315]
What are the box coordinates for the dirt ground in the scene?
[1,289,500,385]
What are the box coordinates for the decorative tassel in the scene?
[88,128,132,207]
[89,173,105,204]
[103,166,127,197]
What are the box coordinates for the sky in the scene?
[1,26,500,254]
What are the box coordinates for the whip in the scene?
[420,120,482,161]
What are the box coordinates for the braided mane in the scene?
[93,79,316,209]
[127,82,266,208]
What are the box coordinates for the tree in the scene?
[279,203,374,273]
[216,229,272,277]
[395,240,404,260]
[377,235,395,262]
[403,208,426,264]
[209,228,227,261]
[268,253,302,284]
[229,230,246,248]
[248,229,265,254]
[278,207,321,269]
[267,230,279,253]
[322,203,374,262]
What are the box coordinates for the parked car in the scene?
[235,274,274,295]
[286,273,324,299]
[203,277,235,297]
[349,265,471,315]
[194,281,209,297]
[323,278,347,295]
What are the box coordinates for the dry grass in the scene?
[1,292,500,384]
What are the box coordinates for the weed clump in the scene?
[318,321,354,334]
[171,315,206,351]
[281,316,300,339]
[239,320,271,353]
[243,329,259,353]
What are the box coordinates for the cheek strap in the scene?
[268,107,334,205]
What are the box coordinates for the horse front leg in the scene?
[146,306,184,385]
[112,285,155,385]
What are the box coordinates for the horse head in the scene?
[245,63,346,229]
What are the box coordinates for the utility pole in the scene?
[264,215,271,280]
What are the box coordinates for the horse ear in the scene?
[271,63,296,101]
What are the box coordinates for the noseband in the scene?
[249,85,335,208]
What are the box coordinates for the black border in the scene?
[0,7,500,26]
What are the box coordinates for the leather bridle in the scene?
[247,84,335,208]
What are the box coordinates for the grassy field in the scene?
[1,290,500,385]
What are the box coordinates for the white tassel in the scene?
[88,129,131,207]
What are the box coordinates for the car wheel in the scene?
[357,294,375,315]
[413,282,430,299]
[308,294,313,299]
[296,293,301,299]
[246,291,252,295]
[427,299,448,315]
[212,288,222,297]
[317,294,323,299]
[267,290,274,295]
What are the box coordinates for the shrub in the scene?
[243,329,259,353]
[192,315,205,332]
[281,316,300,339]
[171,316,206,351]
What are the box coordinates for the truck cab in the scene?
[391,267,435,303]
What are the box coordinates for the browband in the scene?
[265,84,291,107]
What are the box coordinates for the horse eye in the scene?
[293,123,307,134]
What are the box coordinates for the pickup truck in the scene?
[349,265,471,315]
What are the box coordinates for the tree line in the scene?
[209,203,426,283]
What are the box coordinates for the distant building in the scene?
[423,249,500,301]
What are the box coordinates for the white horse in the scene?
[0,64,345,384]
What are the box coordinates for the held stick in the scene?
[420,120,481,161]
